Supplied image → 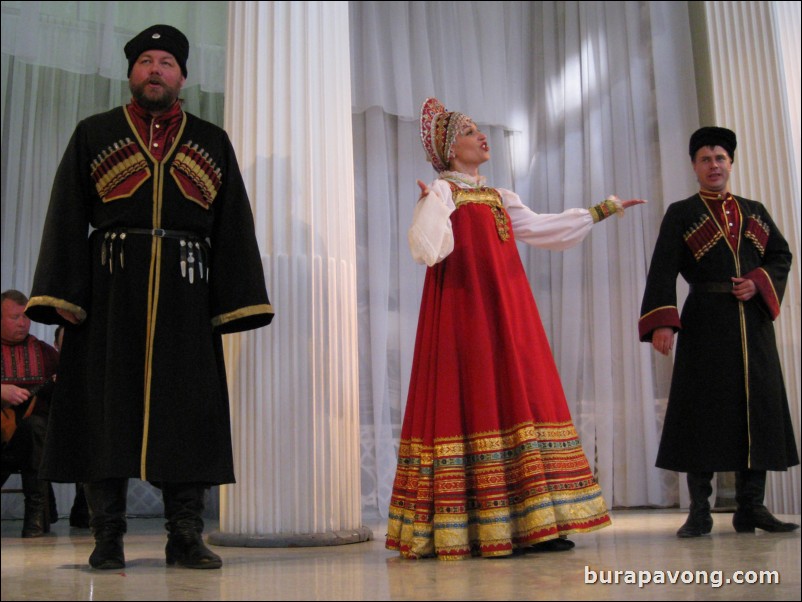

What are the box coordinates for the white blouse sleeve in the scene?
[408,179,456,266]
[499,188,594,251]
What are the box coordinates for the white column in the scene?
[703,1,801,514]
[210,1,369,546]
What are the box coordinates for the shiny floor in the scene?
[1,510,800,601]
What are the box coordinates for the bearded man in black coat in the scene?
[27,25,274,569]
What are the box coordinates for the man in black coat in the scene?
[26,25,274,569]
[639,126,798,538]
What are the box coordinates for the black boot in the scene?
[84,479,128,569]
[69,483,90,528]
[733,470,799,533]
[20,470,50,538]
[677,472,714,538]
[163,483,222,569]
[48,482,58,524]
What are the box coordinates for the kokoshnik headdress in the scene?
[420,97,471,173]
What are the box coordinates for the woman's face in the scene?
[449,119,490,170]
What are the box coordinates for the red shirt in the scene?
[699,188,740,247]
[1,334,59,417]
[126,98,184,162]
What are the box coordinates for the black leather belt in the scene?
[100,228,210,283]
[690,282,733,293]
[124,227,201,240]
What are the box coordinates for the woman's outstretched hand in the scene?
[604,195,647,218]
[607,194,647,209]
[417,180,430,200]
[620,198,647,208]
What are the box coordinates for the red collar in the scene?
[127,98,184,122]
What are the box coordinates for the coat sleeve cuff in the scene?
[25,296,87,325]
[744,267,781,320]
[638,306,681,342]
[212,304,274,334]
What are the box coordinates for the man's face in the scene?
[692,145,733,193]
[128,49,186,114]
[1,300,31,344]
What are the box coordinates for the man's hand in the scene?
[651,327,675,356]
[731,277,757,301]
[1,383,31,407]
[57,308,80,324]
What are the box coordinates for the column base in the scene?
[208,526,373,548]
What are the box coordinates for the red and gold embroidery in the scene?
[1,338,49,385]
[744,214,770,256]
[684,214,722,261]
[91,138,151,202]
[170,142,223,210]
[386,421,610,559]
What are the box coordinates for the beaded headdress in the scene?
[420,97,470,173]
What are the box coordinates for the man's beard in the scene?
[129,79,179,113]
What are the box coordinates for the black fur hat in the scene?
[689,127,737,162]
[124,24,189,78]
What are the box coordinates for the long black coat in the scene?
[639,193,798,472]
[26,107,273,484]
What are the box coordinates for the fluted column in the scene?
[702,1,801,514]
[210,1,369,545]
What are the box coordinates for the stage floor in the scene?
[1,509,800,601]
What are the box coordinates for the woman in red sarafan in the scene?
[385,97,645,560]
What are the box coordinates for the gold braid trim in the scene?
[683,214,722,262]
[452,188,510,241]
[25,296,87,323]
[211,303,274,328]
[744,214,770,256]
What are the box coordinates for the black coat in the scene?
[639,193,798,472]
[27,106,273,484]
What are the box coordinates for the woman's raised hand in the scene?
[417,180,430,200]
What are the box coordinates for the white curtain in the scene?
[3,1,799,521]
[351,0,801,518]
[771,0,802,515]
[351,1,675,516]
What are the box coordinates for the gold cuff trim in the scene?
[211,304,274,328]
[588,198,619,223]
[639,305,677,321]
[26,295,87,323]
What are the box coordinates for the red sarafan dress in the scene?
[385,174,611,559]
